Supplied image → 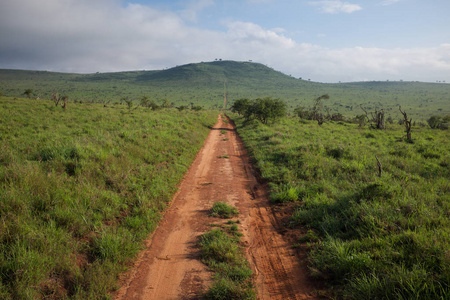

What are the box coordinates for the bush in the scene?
[427,115,442,129]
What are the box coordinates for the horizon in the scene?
[1,60,448,85]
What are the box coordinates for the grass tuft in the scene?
[210,202,239,219]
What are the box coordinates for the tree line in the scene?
[230,94,449,142]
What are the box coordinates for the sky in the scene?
[0,0,449,82]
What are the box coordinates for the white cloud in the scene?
[309,1,362,14]
[281,44,450,82]
[227,22,295,49]
[0,0,449,82]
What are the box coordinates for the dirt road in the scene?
[113,115,318,299]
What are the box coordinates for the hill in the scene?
[1,60,449,120]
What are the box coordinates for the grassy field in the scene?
[230,114,449,299]
[1,61,449,121]
[0,97,218,299]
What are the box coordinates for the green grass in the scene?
[201,203,253,299]
[0,97,218,299]
[1,61,449,121]
[199,228,254,299]
[210,202,239,219]
[230,114,449,299]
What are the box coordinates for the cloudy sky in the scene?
[1,0,449,82]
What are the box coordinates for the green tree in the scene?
[294,106,312,120]
[161,98,171,108]
[141,96,159,110]
[247,97,286,124]
[23,89,33,98]
[140,95,150,107]
[191,105,203,111]
[312,94,330,125]
[230,98,251,116]
[124,98,133,109]
[148,100,159,110]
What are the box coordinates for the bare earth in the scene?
[113,115,319,300]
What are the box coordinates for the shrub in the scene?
[427,115,442,129]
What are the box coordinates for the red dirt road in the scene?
[113,115,318,300]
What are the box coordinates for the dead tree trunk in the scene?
[375,109,385,129]
[375,156,382,178]
[399,106,412,142]
[52,93,60,106]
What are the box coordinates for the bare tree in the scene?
[399,106,412,142]
[360,105,385,129]
[375,156,382,178]
[51,93,61,106]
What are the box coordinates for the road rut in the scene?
[113,115,318,299]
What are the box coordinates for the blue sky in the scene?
[0,0,449,82]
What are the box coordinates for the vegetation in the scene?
[230,113,449,299]
[231,97,286,124]
[210,202,239,219]
[1,60,449,299]
[427,115,450,129]
[0,96,217,299]
[1,61,449,121]
[200,204,254,300]
[23,89,33,99]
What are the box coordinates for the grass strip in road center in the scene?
[199,204,255,300]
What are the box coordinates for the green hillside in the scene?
[1,60,449,121]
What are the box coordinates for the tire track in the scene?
[113,115,319,300]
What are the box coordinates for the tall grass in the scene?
[231,114,449,299]
[0,97,217,299]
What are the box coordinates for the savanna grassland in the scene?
[230,114,449,299]
[1,60,450,299]
[0,96,217,299]
[1,60,450,122]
